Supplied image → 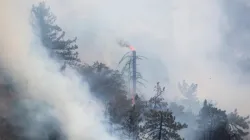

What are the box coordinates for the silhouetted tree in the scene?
[31,2,80,67]
[79,62,128,102]
[147,82,167,109]
[81,62,136,137]
[197,100,231,140]
[169,102,197,140]
[141,83,187,140]
[178,80,200,113]
[120,106,142,140]
[118,40,147,95]
[227,109,250,140]
[141,109,187,140]
[114,93,145,140]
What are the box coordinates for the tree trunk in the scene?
[158,111,163,140]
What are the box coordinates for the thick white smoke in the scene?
[0,0,117,140]
[41,0,250,115]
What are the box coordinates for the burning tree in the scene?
[118,40,146,105]
[117,40,146,139]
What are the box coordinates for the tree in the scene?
[79,62,128,102]
[140,83,187,140]
[81,62,139,137]
[197,100,231,140]
[120,106,142,140]
[169,102,197,140]
[227,109,250,140]
[31,2,80,67]
[141,109,187,140]
[116,94,145,140]
[177,80,200,113]
[147,82,167,109]
[117,40,147,95]
[178,80,198,101]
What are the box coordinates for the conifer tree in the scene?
[121,107,142,140]
[227,109,250,140]
[197,100,231,140]
[178,80,200,113]
[141,83,187,140]
[141,109,187,140]
[31,2,80,67]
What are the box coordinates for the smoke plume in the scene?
[0,0,116,140]
[40,0,250,115]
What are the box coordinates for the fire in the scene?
[118,40,135,51]
[129,46,135,51]
[132,95,135,105]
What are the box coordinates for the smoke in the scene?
[38,0,250,116]
[0,0,117,140]
[1,0,250,139]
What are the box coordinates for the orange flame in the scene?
[129,46,135,51]
[132,95,135,105]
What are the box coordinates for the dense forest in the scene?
[0,1,249,140]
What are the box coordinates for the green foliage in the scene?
[31,2,80,67]
[141,109,187,140]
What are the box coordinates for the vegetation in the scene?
[31,2,80,67]
[0,1,249,140]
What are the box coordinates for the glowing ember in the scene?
[129,46,135,51]
[132,95,135,105]
[118,40,136,51]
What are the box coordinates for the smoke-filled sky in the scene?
[0,0,118,139]
[1,0,250,139]
[1,0,250,133]
[41,0,250,115]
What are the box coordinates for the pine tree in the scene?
[141,83,187,140]
[147,82,167,109]
[79,62,128,102]
[197,100,231,140]
[227,109,250,140]
[177,80,200,113]
[169,102,197,140]
[121,107,142,140]
[141,109,187,140]
[31,2,80,67]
